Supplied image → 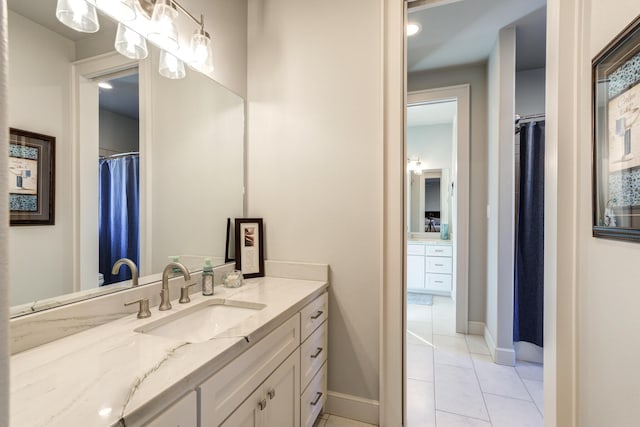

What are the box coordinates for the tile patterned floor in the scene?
[406,297,544,427]
[315,297,543,427]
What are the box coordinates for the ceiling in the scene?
[407,100,457,128]
[99,74,140,120]
[407,0,547,73]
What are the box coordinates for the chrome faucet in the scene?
[112,258,139,287]
[160,262,191,311]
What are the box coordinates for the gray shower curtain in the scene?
[514,121,545,347]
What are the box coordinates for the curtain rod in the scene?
[100,151,139,159]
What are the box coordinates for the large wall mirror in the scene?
[8,0,244,316]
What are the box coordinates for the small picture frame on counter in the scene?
[234,218,265,278]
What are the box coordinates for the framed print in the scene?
[593,15,640,241]
[234,218,265,278]
[9,128,55,226]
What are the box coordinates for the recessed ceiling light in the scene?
[98,82,113,90]
[407,23,422,37]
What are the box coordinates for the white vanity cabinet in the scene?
[198,292,328,427]
[407,241,453,295]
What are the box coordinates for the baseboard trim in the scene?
[468,321,485,335]
[483,326,516,366]
[325,391,379,425]
[515,341,544,364]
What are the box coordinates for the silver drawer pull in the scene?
[435,249,443,252]
[267,389,276,400]
[258,398,268,411]
[435,264,444,267]
[435,281,443,284]
[310,392,323,406]
[310,347,323,359]
[311,310,324,320]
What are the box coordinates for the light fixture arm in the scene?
[138,0,204,28]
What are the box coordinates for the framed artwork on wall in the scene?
[234,218,265,278]
[592,15,640,241]
[9,128,55,226]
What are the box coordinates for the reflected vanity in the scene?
[7,0,244,317]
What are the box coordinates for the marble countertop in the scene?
[11,276,328,427]
[408,239,452,244]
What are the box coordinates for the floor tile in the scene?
[434,364,489,421]
[522,379,544,415]
[484,393,543,427]
[465,335,490,355]
[472,354,531,400]
[515,361,543,381]
[407,379,436,427]
[407,327,433,346]
[407,343,434,382]
[408,304,433,323]
[324,415,377,427]
[435,410,492,426]
[433,334,473,369]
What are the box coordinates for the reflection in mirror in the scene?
[8,0,244,316]
[406,100,456,237]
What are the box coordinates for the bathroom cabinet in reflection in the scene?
[7,1,244,315]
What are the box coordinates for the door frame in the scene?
[407,86,470,335]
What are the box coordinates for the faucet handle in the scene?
[179,282,200,304]
[124,298,151,319]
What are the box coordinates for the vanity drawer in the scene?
[199,314,300,427]
[426,257,452,274]
[144,391,197,427]
[301,320,328,390]
[300,292,328,341]
[407,244,425,255]
[426,245,452,257]
[301,362,327,427]
[426,273,452,292]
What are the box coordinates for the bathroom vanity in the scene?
[407,240,453,295]
[10,265,329,427]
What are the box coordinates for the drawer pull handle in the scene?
[310,347,323,359]
[435,264,444,267]
[435,281,443,284]
[311,310,324,320]
[435,250,443,252]
[267,389,276,400]
[258,398,267,411]
[310,392,323,406]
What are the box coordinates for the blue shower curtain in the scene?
[514,121,545,347]
[99,155,140,286]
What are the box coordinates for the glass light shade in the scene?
[96,0,136,22]
[159,50,186,79]
[147,0,179,52]
[56,0,100,33]
[115,23,148,59]
[189,29,214,73]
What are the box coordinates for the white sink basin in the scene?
[135,298,266,343]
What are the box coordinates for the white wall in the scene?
[515,67,545,117]
[99,109,139,154]
[407,123,453,169]
[574,1,640,425]
[485,26,516,365]
[247,0,382,407]
[7,11,75,305]
[408,64,487,323]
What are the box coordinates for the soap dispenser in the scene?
[202,258,214,296]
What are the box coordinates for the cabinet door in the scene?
[144,391,197,427]
[407,255,425,289]
[221,349,300,427]
[263,349,300,427]
[220,387,263,427]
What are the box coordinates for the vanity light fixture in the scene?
[115,23,149,59]
[147,0,180,52]
[406,22,422,37]
[189,27,214,73]
[56,0,100,33]
[96,0,136,22]
[407,158,426,174]
[158,50,186,79]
